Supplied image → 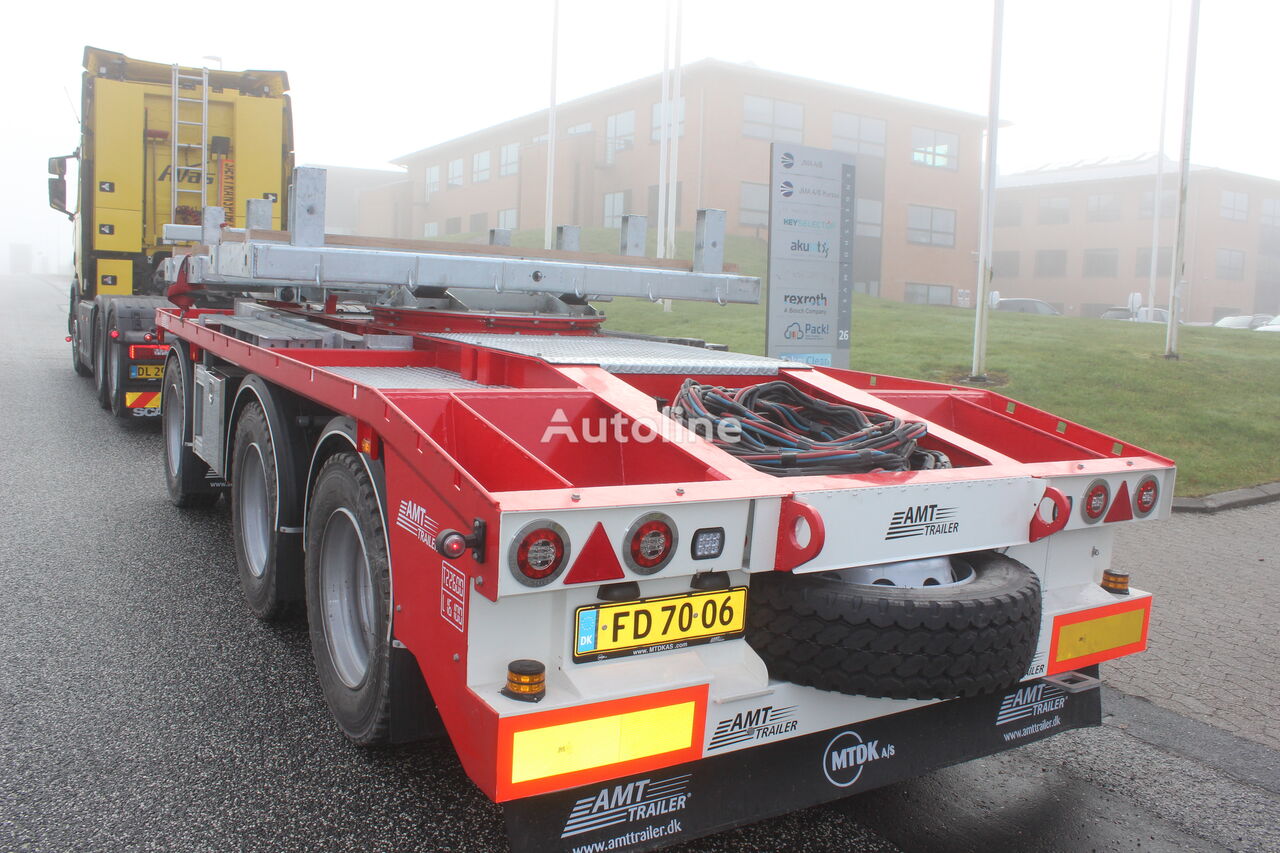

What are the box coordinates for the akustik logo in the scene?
[822,730,895,787]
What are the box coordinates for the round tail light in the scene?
[509,521,569,586]
[1081,479,1110,523]
[1133,476,1159,517]
[624,513,677,574]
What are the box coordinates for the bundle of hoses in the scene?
[670,379,951,476]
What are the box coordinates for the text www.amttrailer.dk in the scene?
[570,819,683,853]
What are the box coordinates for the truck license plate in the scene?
[573,587,747,662]
[130,364,164,380]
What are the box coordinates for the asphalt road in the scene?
[1,273,1277,852]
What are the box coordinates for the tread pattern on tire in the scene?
[306,451,393,746]
[162,351,219,509]
[746,552,1041,701]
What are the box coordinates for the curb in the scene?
[1172,481,1280,514]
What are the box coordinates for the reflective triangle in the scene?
[1105,480,1134,523]
[564,522,626,584]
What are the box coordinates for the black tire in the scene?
[93,308,111,408]
[107,325,128,419]
[161,350,220,508]
[747,551,1041,701]
[70,286,91,377]
[306,452,393,745]
[231,401,304,620]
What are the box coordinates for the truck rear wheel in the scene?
[70,286,91,377]
[161,350,219,508]
[107,319,128,419]
[306,451,393,745]
[747,551,1041,701]
[231,401,304,620]
[93,309,111,409]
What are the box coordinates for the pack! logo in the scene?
[708,704,798,750]
[395,498,438,548]
[996,681,1066,726]
[560,774,691,838]
[822,730,895,788]
[885,504,959,540]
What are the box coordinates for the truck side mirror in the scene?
[49,176,72,219]
[48,156,67,177]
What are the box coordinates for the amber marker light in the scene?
[1101,569,1130,595]
[502,659,546,702]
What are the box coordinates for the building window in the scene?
[531,133,548,144]
[1034,249,1067,277]
[647,183,683,226]
[447,158,463,188]
[423,222,439,238]
[1135,246,1172,276]
[1261,199,1280,257]
[910,127,958,170]
[1139,189,1175,219]
[606,111,635,163]
[1221,190,1249,222]
[497,208,518,231]
[566,122,593,135]
[425,165,440,196]
[740,182,768,227]
[994,199,1022,227]
[602,190,630,228]
[907,205,956,247]
[445,216,462,235]
[742,95,803,143]
[469,211,488,234]
[500,143,519,177]
[855,198,882,238]
[472,151,490,183]
[1262,198,1280,228]
[1216,248,1245,280]
[1082,248,1119,277]
[1038,196,1070,225]
[832,112,885,157]
[904,283,953,305]
[1087,193,1122,222]
[991,251,1020,279]
[854,281,881,296]
[650,97,686,141]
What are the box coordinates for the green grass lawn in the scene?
[457,229,1280,496]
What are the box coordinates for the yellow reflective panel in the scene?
[1055,608,1147,661]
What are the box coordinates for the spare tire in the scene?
[747,551,1040,701]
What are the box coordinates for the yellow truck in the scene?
[50,46,293,417]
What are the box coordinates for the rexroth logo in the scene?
[560,774,691,838]
[708,704,798,750]
[885,504,959,540]
[822,730,895,788]
[996,682,1067,726]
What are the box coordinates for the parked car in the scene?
[1100,306,1169,323]
[995,298,1061,316]
[1255,321,1280,333]
[1214,314,1274,329]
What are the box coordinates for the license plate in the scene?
[573,587,748,662]
[130,364,164,380]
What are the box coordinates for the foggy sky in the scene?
[2,0,1271,271]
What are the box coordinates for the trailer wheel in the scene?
[93,308,111,409]
[70,286,91,377]
[161,350,219,508]
[746,551,1041,701]
[231,401,303,620]
[306,451,392,745]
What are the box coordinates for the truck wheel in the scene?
[93,309,111,409]
[107,327,128,418]
[70,286,91,377]
[306,452,392,745]
[231,401,303,620]
[161,350,219,508]
[746,551,1041,701]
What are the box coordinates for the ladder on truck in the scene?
[169,64,210,225]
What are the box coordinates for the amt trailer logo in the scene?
[885,504,959,540]
[560,774,691,838]
[708,704,799,750]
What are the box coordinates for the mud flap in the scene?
[502,672,1101,852]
